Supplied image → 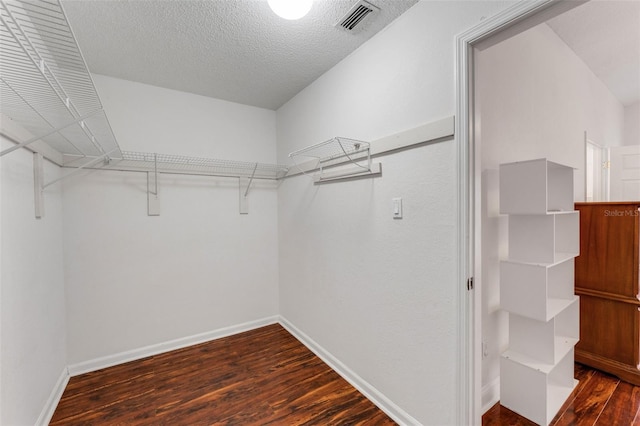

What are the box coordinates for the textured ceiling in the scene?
[61,0,418,110]
[547,0,640,106]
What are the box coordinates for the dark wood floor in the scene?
[51,324,396,425]
[483,362,640,425]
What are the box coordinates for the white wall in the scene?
[479,24,624,179]
[276,1,512,424]
[476,23,625,407]
[1,138,67,425]
[63,75,280,364]
[624,101,640,146]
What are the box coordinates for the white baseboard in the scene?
[278,316,421,426]
[481,376,500,414]
[36,366,70,426]
[57,316,417,425]
[68,316,279,376]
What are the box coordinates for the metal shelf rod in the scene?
[61,151,288,181]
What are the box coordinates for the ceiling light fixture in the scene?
[268,0,312,20]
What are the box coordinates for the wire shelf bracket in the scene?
[1,0,122,218]
[288,137,382,183]
[0,109,104,158]
[43,150,115,188]
[239,163,258,214]
[147,154,160,216]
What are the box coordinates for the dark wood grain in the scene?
[574,202,639,296]
[482,402,538,426]
[50,324,396,425]
[577,295,639,367]
[574,202,640,385]
[597,381,640,425]
[553,370,619,426]
[483,363,640,426]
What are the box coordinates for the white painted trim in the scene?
[370,115,454,156]
[68,316,279,376]
[454,1,560,424]
[36,367,70,426]
[41,318,408,424]
[481,377,500,415]
[278,316,421,426]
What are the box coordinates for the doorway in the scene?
[585,137,608,202]
[455,0,639,423]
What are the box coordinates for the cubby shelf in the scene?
[500,258,576,322]
[499,158,579,426]
[507,212,579,264]
[500,159,574,215]
[506,298,579,366]
[501,348,577,426]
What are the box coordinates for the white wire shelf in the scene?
[0,0,121,160]
[288,137,380,183]
[289,137,370,164]
[64,151,289,180]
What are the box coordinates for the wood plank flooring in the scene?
[483,363,640,425]
[51,324,396,425]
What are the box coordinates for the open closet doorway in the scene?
[456,0,640,423]
[585,136,609,202]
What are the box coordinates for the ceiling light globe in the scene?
[268,0,312,20]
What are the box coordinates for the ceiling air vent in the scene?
[336,0,380,32]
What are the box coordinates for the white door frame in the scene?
[453,1,583,423]
[585,134,609,202]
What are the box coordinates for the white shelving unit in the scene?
[288,137,381,183]
[500,159,574,214]
[0,0,287,216]
[499,159,580,426]
[500,258,576,322]
[507,212,579,264]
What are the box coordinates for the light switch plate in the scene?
[392,197,402,219]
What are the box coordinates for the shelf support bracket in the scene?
[147,153,160,216]
[43,150,115,189]
[0,109,103,158]
[239,163,258,215]
[33,152,44,219]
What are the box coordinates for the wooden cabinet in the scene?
[574,202,640,385]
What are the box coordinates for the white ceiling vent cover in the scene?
[336,0,380,32]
